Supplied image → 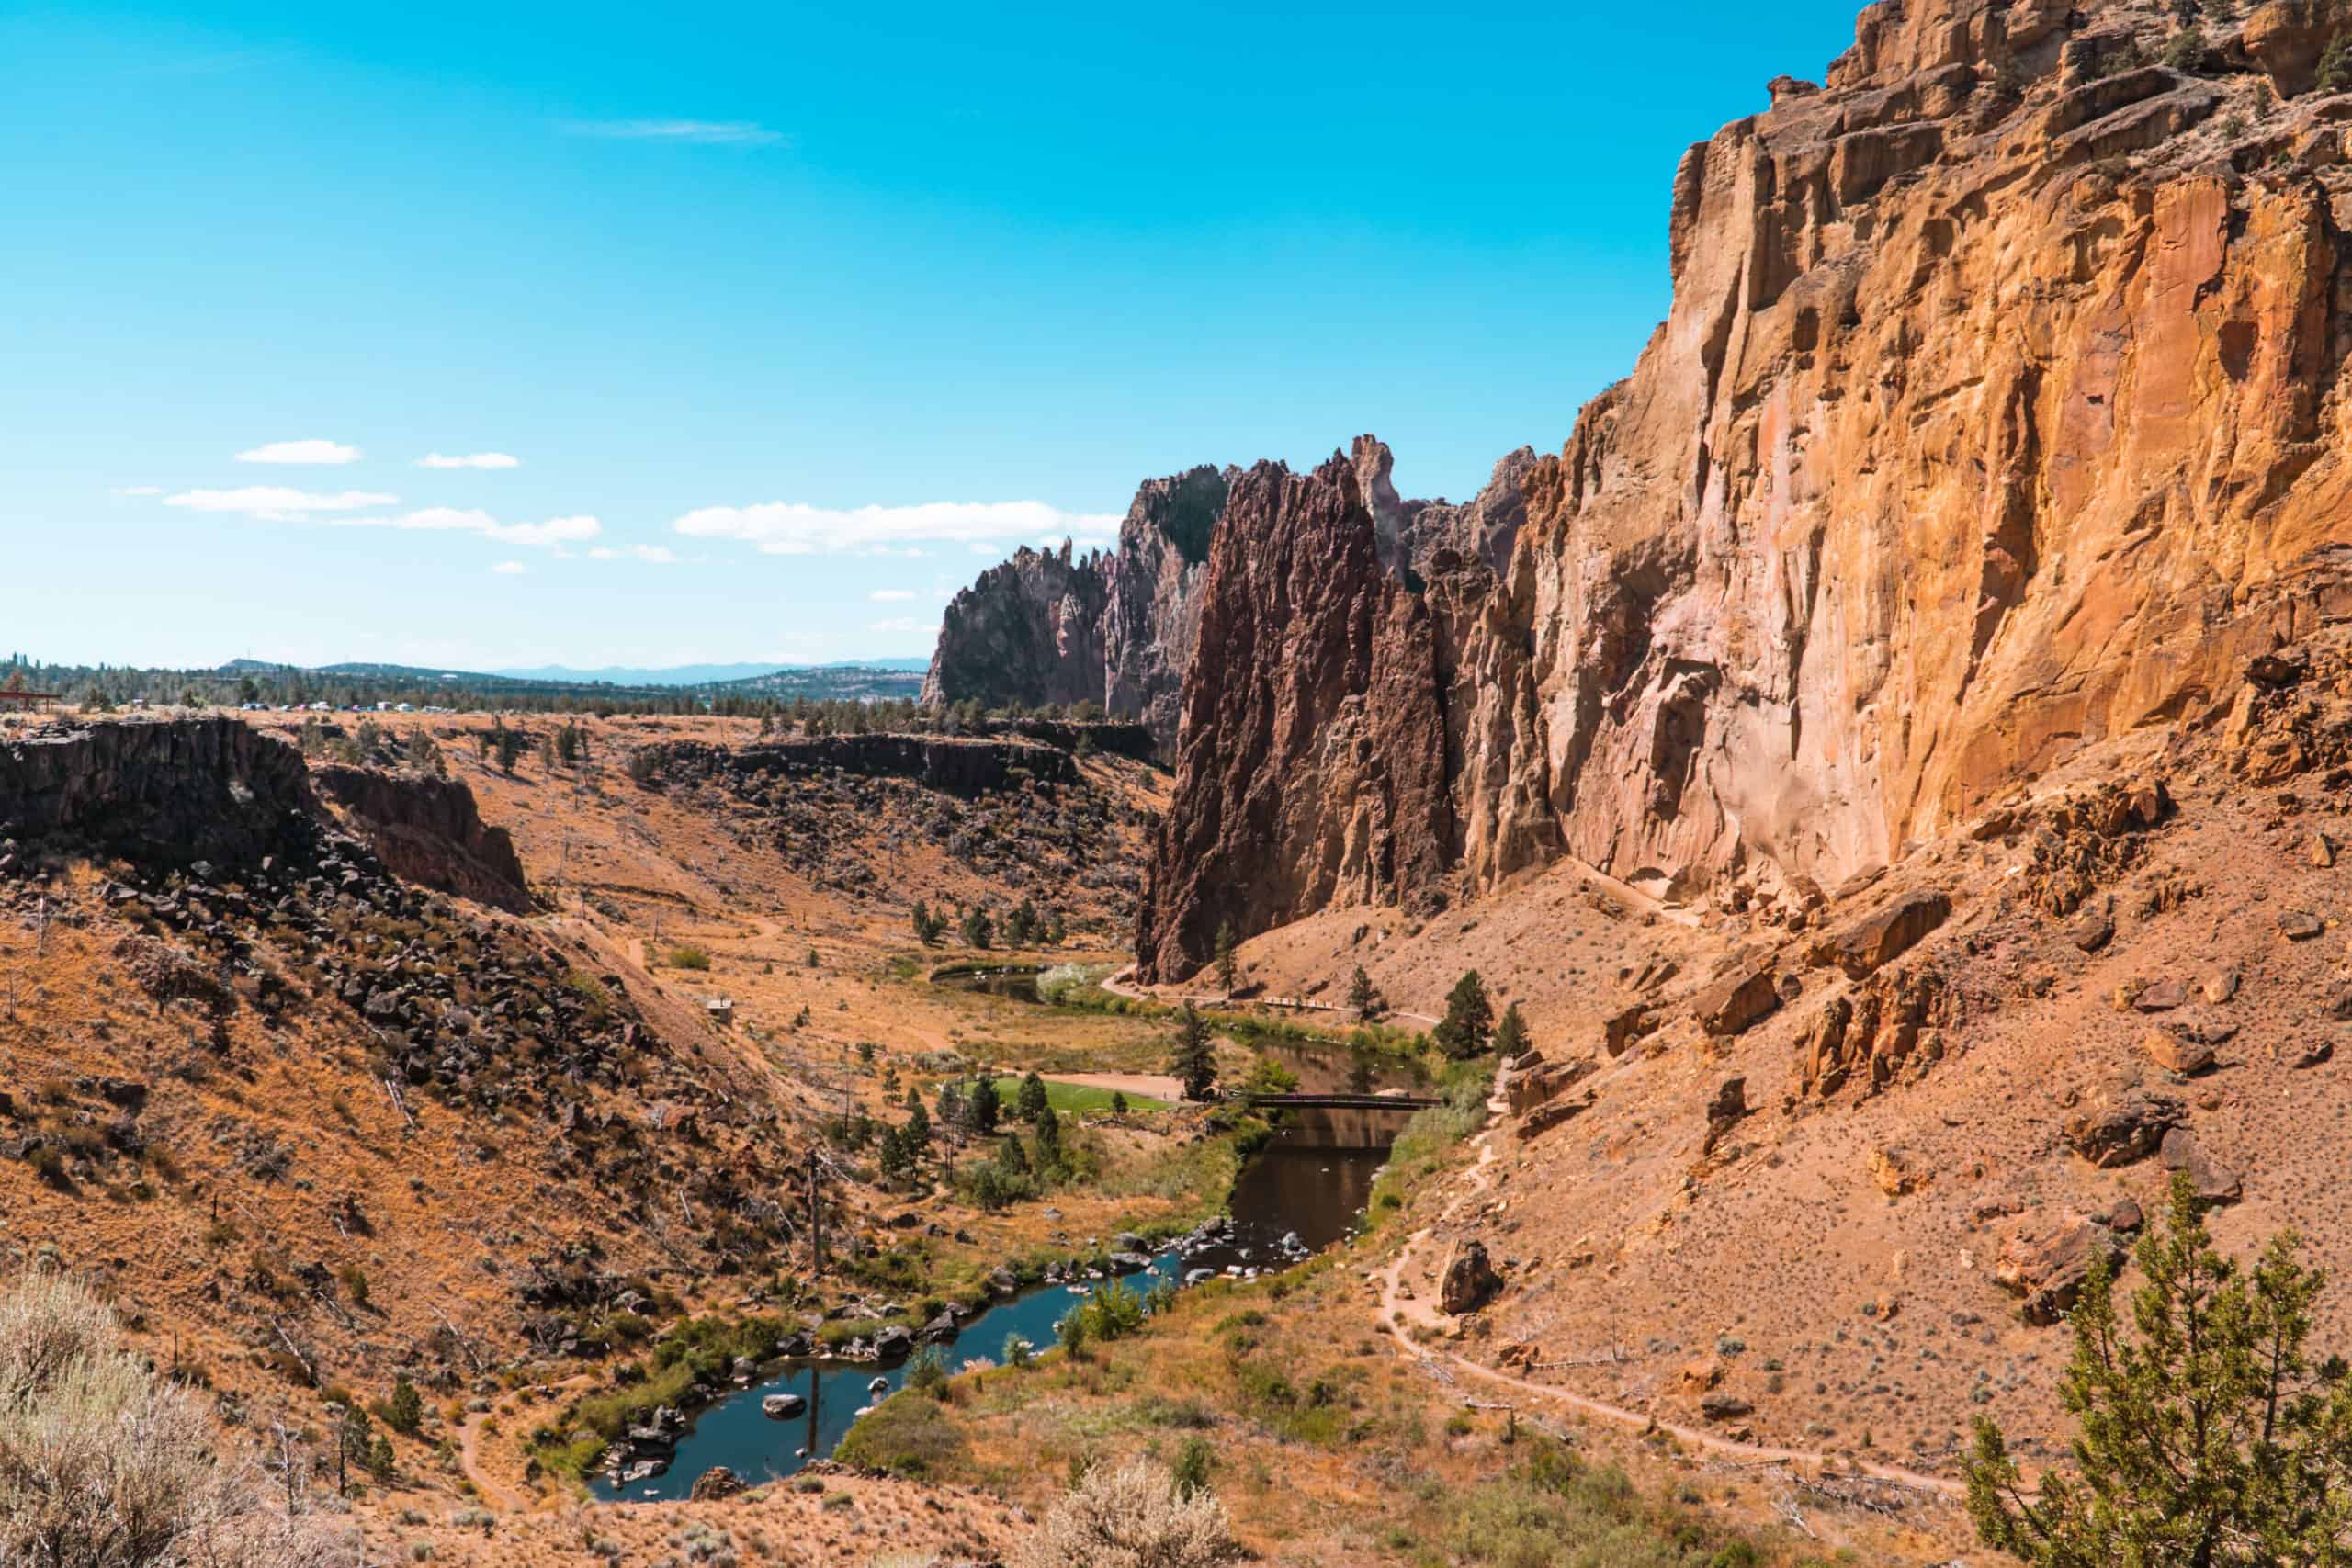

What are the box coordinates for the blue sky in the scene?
[3,0,1862,671]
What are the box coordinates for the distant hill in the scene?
[490,660,926,685]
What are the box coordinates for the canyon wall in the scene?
[1137,0,2352,977]
[312,763,532,913]
[919,542,1111,713]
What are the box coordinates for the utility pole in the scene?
[807,1145,825,1276]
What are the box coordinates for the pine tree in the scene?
[1433,970,1494,1060]
[1110,1089,1129,1114]
[1032,1106,1063,1173]
[938,1080,967,1135]
[1214,919,1239,992]
[1965,1170,2352,1564]
[1007,896,1038,946]
[1170,1001,1217,1101]
[1347,964,1383,1021]
[385,1375,424,1436]
[969,1071,1001,1135]
[903,1085,932,1149]
[961,905,994,949]
[1493,1001,1531,1061]
[876,1122,912,1179]
[1017,1071,1050,1123]
[912,899,943,945]
[997,1133,1031,1177]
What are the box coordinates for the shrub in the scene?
[0,1269,344,1564]
[833,1392,968,1478]
[1012,1457,1241,1568]
[666,945,712,972]
[905,1346,951,1400]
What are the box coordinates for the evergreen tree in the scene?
[1433,970,1495,1060]
[493,725,524,775]
[937,1080,967,1135]
[1493,1001,1532,1060]
[1169,1001,1217,1101]
[1046,910,1068,945]
[1965,1170,2352,1565]
[969,1071,1001,1135]
[1214,919,1238,992]
[1007,896,1038,946]
[961,904,995,949]
[911,899,944,945]
[1110,1090,1129,1114]
[903,1084,932,1149]
[1032,1106,1063,1173]
[1017,1071,1050,1123]
[876,1122,912,1180]
[997,1133,1031,1177]
[384,1375,424,1437]
[1347,964,1383,1021]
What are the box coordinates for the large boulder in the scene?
[2159,1128,2243,1204]
[688,1465,747,1502]
[1832,890,1951,979]
[1440,1239,1502,1314]
[2065,1086,2185,1168]
[1996,1219,2123,1325]
[1693,958,1783,1038]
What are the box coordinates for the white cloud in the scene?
[110,485,164,497]
[381,507,601,547]
[588,544,679,563]
[160,488,596,548]
[415,451,522,470]
[868,588,915,602]
[165,485,399,521]
[563,118,789,146]
[491,560,526,575]
[235,438,362,465]
[867,616,934,636]
[673,499,1119,557]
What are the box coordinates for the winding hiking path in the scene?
[1373,1070,1966,1501]
[1100,967,1440,1028]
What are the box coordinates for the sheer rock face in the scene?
[1141,0,2352,970]
[311,764,530,913]
[919,541,1111,713]
[0,716,321,872]
[1102,465,1230,754]
[1136,457,1454,980]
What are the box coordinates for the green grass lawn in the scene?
[964,1075,1171,1114]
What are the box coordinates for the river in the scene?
[594,1112,1396,1500]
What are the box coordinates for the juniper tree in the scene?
[903,1085,932,1149]
[1213,920,1238,992]
[1170,1001,1217,1101]
[969,1071,1001,1135]
[1433,970,1494,1060]
[1493,1001,1531,1061]
[1017,1071,1050,1123]
[1032,1106,1064,1174]
[1965,1169,2352,1566]
[1347,964,1383,1021]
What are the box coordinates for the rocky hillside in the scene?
[1138,0,2352,979]
[0,718,812,1446]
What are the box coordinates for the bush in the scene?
[666,945,712,971]
[1012,1457,1242,1568]
[0,1269,344,1565]
[833,1392,968,1478]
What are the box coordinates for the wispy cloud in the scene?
[165,486,398,521]
[868,588,915,602]
[415,451,521,470]
[561,118,790,147]
[491,560,527,575]
[674,500,1118,556]
[589,544,678,563]
[158,487,596,547]
[110,485,164,497]
[236,438,362,465]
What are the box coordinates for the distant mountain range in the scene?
[488,659,929,685]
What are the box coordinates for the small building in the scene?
[704,997,736,1027]
[0,689,62,715]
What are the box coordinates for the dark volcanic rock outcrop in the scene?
[919,542,1110,713]
[0,717,320,872]
[312,764,531,913]
[638,733,1082,795]
[1136,457,1454,980]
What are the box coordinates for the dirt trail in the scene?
[1101,967,1440,1028]
[455,1413,524,1514]
[1373,1067,1965,1500]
